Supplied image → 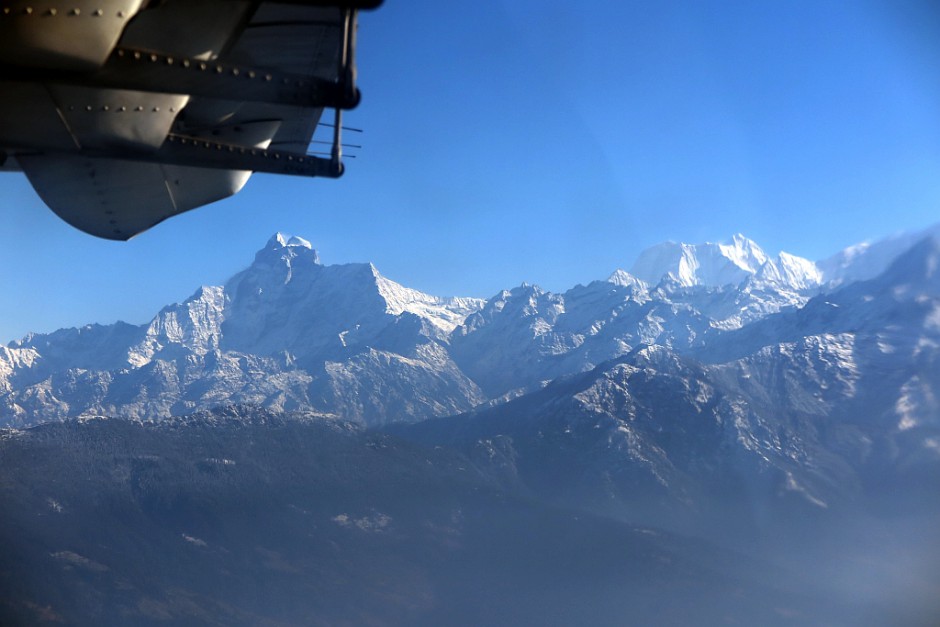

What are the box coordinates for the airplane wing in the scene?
[0,0,379,240]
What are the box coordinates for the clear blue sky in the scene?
[2,0,940,342]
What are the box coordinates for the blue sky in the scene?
[2,0,940,342]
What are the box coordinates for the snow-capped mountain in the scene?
[699,236,940,364]
[1,226,937,432]
[0,234,486,426]
[446,234,843,398]
[221,234,481,361]
[627,233,822,291]
[448,279,713,397]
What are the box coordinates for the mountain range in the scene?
[2,224,939,625]
[2,225,936,428]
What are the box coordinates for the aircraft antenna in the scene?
[318,122,363,133]
[310,140,361,149]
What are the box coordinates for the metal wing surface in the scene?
[0,0,376,240]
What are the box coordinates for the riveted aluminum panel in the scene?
[0,81,77,151]
[118,0,252,60]
[0,0,145,71]
[48,84,189,151]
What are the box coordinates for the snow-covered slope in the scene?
[625,224,940,293]
[449,279,712,397]
[756,251,823,290]
[0,234,486,427]
[221,234,483,360]
[2,227,938,434]
[628,233,822,292]
[631,234,757,287]
[818,222,940,286]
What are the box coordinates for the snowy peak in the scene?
[219,235,484,357]
[755,252,822,290]
[630,234,819,291]
[630,234,769,288]
[373,272,484,333]
[720,233,770,273]
[607,269,648,291]
[129,286,225,366]
[256,232,321,270]
[269,232,314,251]
[779,251,822,282]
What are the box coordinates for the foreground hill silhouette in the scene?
[0,407,876,627]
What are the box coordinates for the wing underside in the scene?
[0,0,374,239]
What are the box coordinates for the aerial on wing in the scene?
[0,0,381,240]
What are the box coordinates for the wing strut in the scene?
[327,7,358,175]
[332,107,343,173]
